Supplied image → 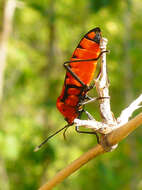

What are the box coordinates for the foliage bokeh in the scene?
[0,0,142,189]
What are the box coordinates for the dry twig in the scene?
[38,37,142,190]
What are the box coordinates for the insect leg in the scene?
[64,63,95,92]
[64,50,109,64]
[83,110,94,120]
[75,110,100,143]
[75,126,100,143]
[64,62,87,88]
[79,96,110,106]
[64,50,109,91]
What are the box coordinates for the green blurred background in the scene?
[0,0,142,189]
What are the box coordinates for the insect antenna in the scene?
[34,124,71,152]
[63,125,72,140]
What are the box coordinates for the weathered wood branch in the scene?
[38,37,142,190]
[39,113,142,190]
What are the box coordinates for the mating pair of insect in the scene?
[35,27,108,151]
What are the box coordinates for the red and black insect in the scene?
[56,27,104,125]
[35,27,107,151]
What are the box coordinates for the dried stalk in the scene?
[95,38,116,125]
[38,37,142,190]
